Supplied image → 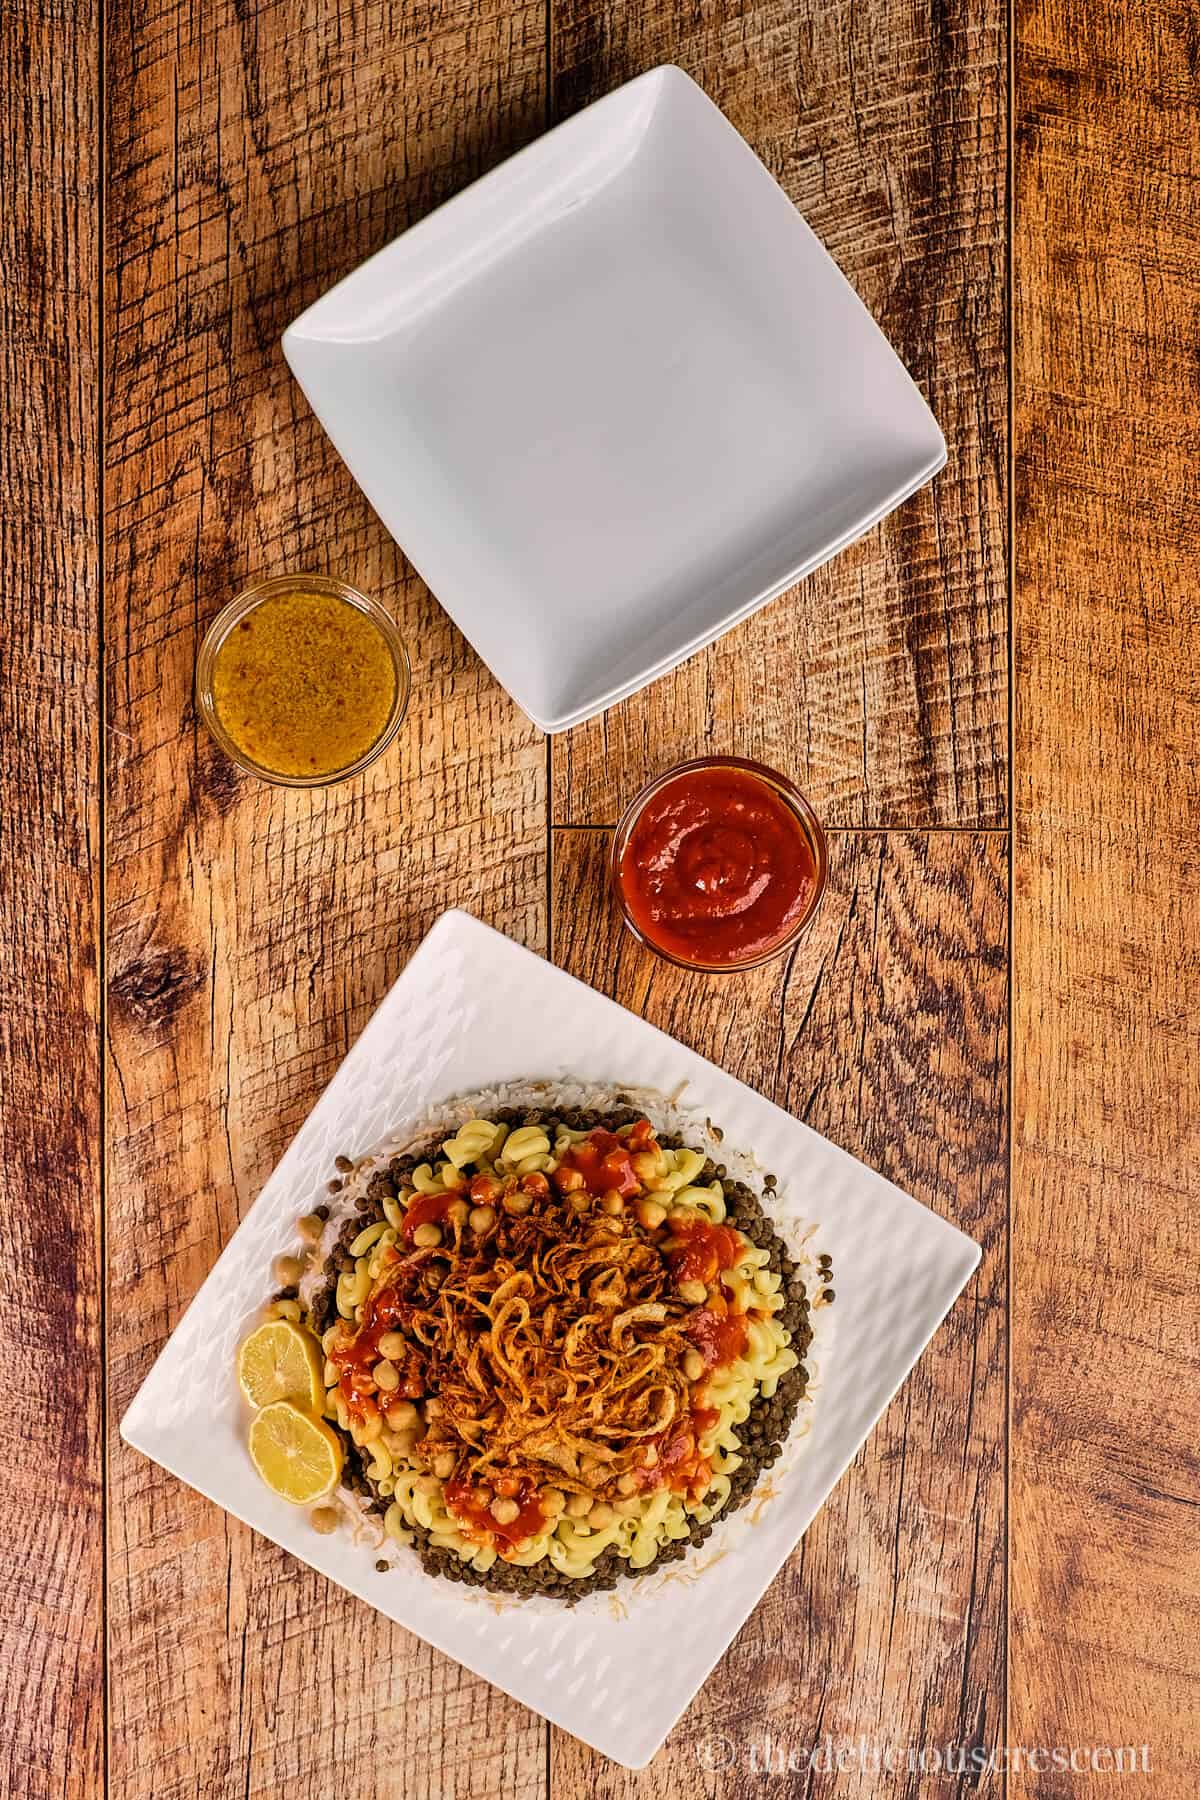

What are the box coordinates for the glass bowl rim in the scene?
[609,753,829,973]
[195,572,411,788]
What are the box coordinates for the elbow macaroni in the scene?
[303,1110,808,1587]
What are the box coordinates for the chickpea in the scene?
[542,1487,567,1514]
[677,1279,708,1305]
[373,1359,400,1392]
[588,1502,616,1528]
[490,1496,521,1526]
[615,1496,642,1518]
[377,1330,407,1361]
[446,1198,470,1226]
[637,1198,667,1231]
[412,1222,443,1248]
[616,1471,640,1496]
[469,1172,502,1204]
[469,1204,496,1233]
[431,1451,456,1479]
[310,1505,339,1535]
[683,1348,706,1383]
[599,1192,624,1216]
[567,1191,590,1213]
[297,1213,325,1244]
[564,1492,593,1519]
[503,1192,533,1216]
[554,1166,586,1193]
[520,1171,550,1199]
[274,1253,306,1287]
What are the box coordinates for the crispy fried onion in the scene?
[364,1198,695,1497]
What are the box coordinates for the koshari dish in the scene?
[616,762,821,968]
[241,1104,824,1600]
[211,586,396,778]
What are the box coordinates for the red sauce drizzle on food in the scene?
[328,1267,425,1421]
[445,1476,547,1553]
[401,1191,453,1237]
[556,1125,651,1196]
[619,764,818,966]
[657,1421,712,1500]
[666,1218,743,1288]
[690,1403,721,1437]
[686,1305,749,1370]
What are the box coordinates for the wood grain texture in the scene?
[1012,1,1200,1791]
[0,3,103,1798]
[550,829,1008,1798]
[105,2,548,1795]
[548,0,1007,832]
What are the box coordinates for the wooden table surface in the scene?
[2,0,1197,1794]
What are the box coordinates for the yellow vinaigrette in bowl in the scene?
[197,575,411,785]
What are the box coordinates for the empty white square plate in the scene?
[122,910,979,1766]
[283,66,946,732]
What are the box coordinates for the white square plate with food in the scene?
[122,909,979,1767]
[282,66,946,733]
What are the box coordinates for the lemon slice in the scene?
[249,1401,344,1504]
[237,1318,324,1412]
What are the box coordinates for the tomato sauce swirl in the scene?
[617,762,820,967]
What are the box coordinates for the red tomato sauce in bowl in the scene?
[611,757,827,970]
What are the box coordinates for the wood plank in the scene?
[548,0,1007,832]
[0,3,103,1797]
[1012,1,1200,1789]
[104,2,549,1794]
[550,828,1007,1796]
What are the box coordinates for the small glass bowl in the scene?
[610,754,829,973]
[195,573,411,787]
